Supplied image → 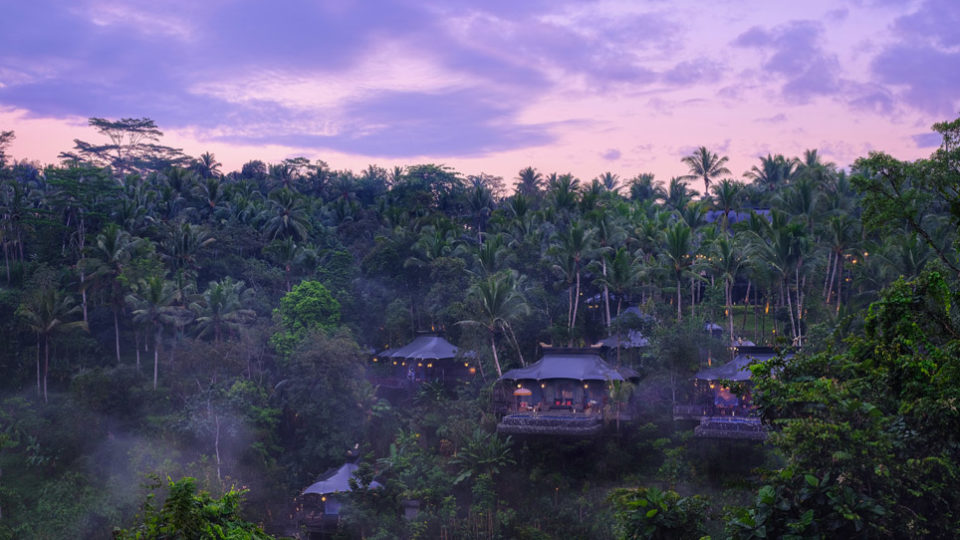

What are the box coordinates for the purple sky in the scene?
[1,0,958,189]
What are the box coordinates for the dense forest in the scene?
[0,115,958,539]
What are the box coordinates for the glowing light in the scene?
[469,367,476,374]
[417,362,423,367]
[540,383,546,388]
[584,383,589,388]
[464,362,469,367]
[427,363,433,368]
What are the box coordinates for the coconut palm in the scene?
[191,277,256,343]
[660,221,696,323]
[17,287,88,402]
[627,173,663,203]
[458,271,530,377]
[710,179,743,230]
[681,146,731,195]
[711,235,745,343]
[746,154,798,191]
[85,224,141,363]
[548,222,596,343]
[515,167,543,198]
[127,276,187,390]
[261,188,311,241]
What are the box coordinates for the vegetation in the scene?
[0,115,957,538]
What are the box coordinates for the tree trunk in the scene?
[153,327,161,390]
[489,334,503,377]
[785,276,797,343]
[113,309,121,364]
[43,338,49,403]
[135,330,141,373]
[602,258,611,327]
[822,250,833,301]
[726,280,734,345]
[36,335,41,399]
[676,280,682,322]
[690,277,696,320]
[80,268,88,323]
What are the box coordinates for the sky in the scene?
[1,0,958,191]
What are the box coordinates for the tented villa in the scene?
[369,332,477,389]
[674,346,793,440]
[494,348,639,436]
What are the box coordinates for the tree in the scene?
[732,271,960,538]
[548,222,596,343]
[660,221,695,323]
[61,117,188,182]
[515,166,543,198]
[261,188,311,241]
[114,477,274,539]
[458,271,530,377]
[17,287,88,402]
[0,130,14,167]
[681,146,731,195]
[610,486,708,540]
[191,277,256,343]
[745,154,798,191]
[272,280,341,356]
[84,224,141,363]
[127,276,185,390]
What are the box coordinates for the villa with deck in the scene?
[494,348,639,436]
[368,332,477,389]
[674,346,793,441]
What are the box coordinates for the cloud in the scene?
[602,148,621,161]
[661,58,724,86]
[732,20,841,103]
[756,113,787,124]
[912,132,942,148]
[867,0,960,116]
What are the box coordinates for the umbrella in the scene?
[513,388,532,396]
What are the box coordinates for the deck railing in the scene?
[496,413,603,436]
[694,416,767,440]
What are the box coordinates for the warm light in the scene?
[540,383,546,388]
[393,361,397,365]
[418,362,423,367]
[765,302,769,314]
[464,362,469,367]
[469,367,477,374]
[401,362,406,366]
[584,383,589,388]
[373,358,378,362]
[517,383,522,388]
[321,496,326,502]
[427,363,433,368]
[709,382,715,389]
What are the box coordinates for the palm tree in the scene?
[681,146,731,195]
[17,288,88,402]
[595,247,644,365]
[193,152,222,179]
[127,276,182,390]
[660,221,695,322]
[458,271,530,377]
[85,224,140,363]
[261,188,311,241]
[191,277,256,343]
[596,172,621,192]
[710,179,743,230]
[660,177,693,212]
[745,154,798,191]
[589,211,625,327]
[548,222,596,343]
[711,236,745,343]
[627,173,663,202]
[515,167,543,198]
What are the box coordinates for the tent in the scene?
[695,346,793,382]
[377,333,475,361]
[302,463,382,496]
[500,350,630,382]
